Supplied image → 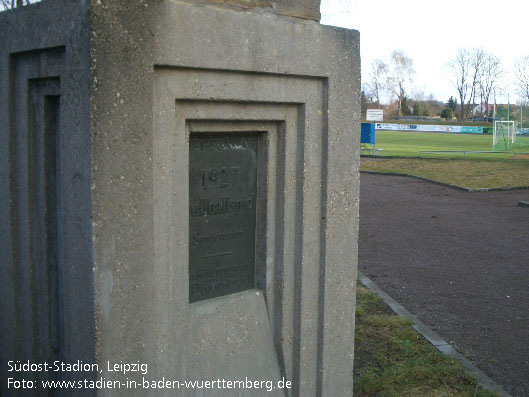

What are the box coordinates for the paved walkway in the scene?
[359,173,529,396]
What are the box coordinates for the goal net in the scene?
[514,122,529,150]
[493,121,515,150]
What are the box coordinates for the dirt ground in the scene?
[359,173,529,397]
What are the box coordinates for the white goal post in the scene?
[493,121,516,149]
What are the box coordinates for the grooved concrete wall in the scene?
[1,0,360,395]
[0,1,94,395]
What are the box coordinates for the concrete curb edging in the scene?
[357,271,511,397]
[360,170,529,193]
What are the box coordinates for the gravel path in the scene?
[359,173,529,396]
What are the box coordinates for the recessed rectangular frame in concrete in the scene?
[150,65,355,394]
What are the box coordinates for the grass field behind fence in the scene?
[360,130,529,188]
[366,130,529,159]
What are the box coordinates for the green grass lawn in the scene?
[361,158,529,189]
[354,286,500,397]
[366,130,529,158]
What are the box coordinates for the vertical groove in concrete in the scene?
[292,103,306,395]
[273,121,287,383]
[315,79,330,397]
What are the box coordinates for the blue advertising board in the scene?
[361,123,375,144]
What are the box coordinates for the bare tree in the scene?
[448,49,471,121]
[479,53,502,119]
[385,50,414,117]
[514,55,529,102]
[467,48,485,121]
[366,59,387,109]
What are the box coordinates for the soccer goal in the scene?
[493,121,516,150]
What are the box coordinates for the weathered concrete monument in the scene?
[1,0,360,395]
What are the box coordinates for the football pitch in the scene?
[361,131,529,189]
[368,130,529,158]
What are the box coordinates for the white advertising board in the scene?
[366,109,383,121]
[374,124,475,134]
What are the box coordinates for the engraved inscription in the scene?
[189,195,255,217]
[189,133,258,302]
[201,166,240,189]
[191,230,245,247]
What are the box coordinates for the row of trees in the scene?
[364,50,415,117]
[448,48,502,121]
[446,49,529,121]
[361,90,443,120]
[514,55,529,103]
[364,50,447,119]
[365,48,529,122]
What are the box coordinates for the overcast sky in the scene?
[321,0,528,104]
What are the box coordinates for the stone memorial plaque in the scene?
[189,133,258,302]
